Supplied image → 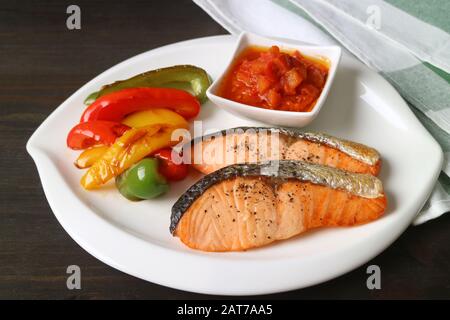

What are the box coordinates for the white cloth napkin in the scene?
[193,0,450,225]
[312,0,450,74]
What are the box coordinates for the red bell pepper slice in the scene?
[80,87,200,123]
[154,148,188,181]
[67,121,130,150]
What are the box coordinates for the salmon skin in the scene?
[189,127,381,176]
[171,160,387,252]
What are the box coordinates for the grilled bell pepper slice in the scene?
[67,121,130,150]
[122,108,188,129]
[115,158,169,201]
[81,88,200,123]
[75,109,189,169]
[154,148,188,181]
[74,145,109,169]
[80,124,182,190]
[84,65,211,105]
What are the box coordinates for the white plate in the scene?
[27,35,443,295]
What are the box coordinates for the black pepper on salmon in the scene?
[171,160,387,252]
[188,127,381,176]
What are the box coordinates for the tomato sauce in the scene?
[217,46,329,112]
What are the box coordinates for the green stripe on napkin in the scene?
[387,0,450,33]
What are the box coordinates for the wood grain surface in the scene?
[1,0,449,299]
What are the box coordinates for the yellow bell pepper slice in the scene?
[122,108,188,129]
[75,109,189,170]
[80,124,183,190]
[74,145,109,169]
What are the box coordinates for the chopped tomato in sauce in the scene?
[218,46,329,112]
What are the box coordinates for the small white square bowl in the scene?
[206,32,342,127]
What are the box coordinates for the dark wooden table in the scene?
[1,0,449,299]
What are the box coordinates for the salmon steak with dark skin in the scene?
[189,127,381,176]
[171,161,387,252]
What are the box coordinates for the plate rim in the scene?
[27,35,444,295]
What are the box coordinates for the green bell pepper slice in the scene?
[115,158,169,201]
[85,65,211,105]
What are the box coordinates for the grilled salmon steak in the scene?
[189,127,381,176]
[171,161,387,252]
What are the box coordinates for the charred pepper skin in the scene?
[67,120,130,150]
